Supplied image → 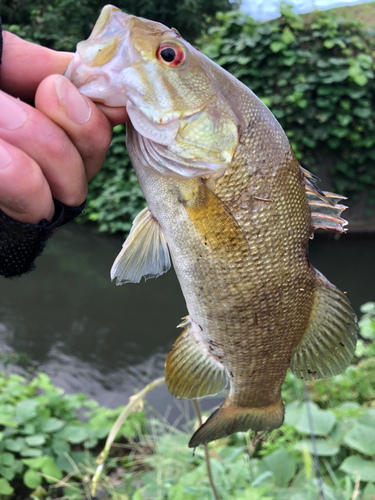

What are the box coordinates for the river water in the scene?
[0,224,374,418]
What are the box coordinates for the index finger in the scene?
[0,31,73,102]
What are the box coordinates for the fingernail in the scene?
[0,91,27,130]
[55,76,91,124]
[0,143,12,170]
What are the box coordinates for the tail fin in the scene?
[189,398,284,448]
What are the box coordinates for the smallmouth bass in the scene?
[66,5,358,447]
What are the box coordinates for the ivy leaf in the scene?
[22,456,49,469]
[270,41,285,53]
[281,28,295,45]
[20,447,43,457]
[353,107,372,119]
[295,404,336,436]
[23,468,42,489]
[293,439,339,456]
[340,457,375,482]
[344,423,375,456]
[0,453,15,467]
[40,417,65,433]
[0,478,14,496]
[3,437,25,452]
[41,457,63,484]
[25,435,46,447]
[15,400,39,423]
[260,449,296,487]
[0,465,16,481]
[58,425,88,444]
[51,438,70,455]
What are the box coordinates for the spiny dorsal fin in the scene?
[165,316,228,399]
[301,166,348,236]
[290,268,358,380]
[110,207,171,285]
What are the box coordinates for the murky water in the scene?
[0,223,374,416]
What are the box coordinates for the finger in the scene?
[35,75,115,180]
[0,89,87,206]
[96,104,129,126]
[0,139,54,224]
[0,31,73,102]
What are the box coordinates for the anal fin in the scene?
[165,317,228,400]
[291,269,358,380]
[110,207,171,285]
[301,166,348,236]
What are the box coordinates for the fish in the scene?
[65,5,358,447]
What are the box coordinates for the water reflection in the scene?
[0,224,374,415]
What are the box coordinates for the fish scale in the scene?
[66,4,358,447]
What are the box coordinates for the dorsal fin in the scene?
[300,166,348,237]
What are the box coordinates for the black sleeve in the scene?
[0,200,86,278]
[0,18,86,278]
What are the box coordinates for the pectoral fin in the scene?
[179,180,249,256]
[290,269,358,380]
[165,317,228,399]
[110,207,171,285]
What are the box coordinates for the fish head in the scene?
[65,5,240,178]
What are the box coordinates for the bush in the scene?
[0,371,145,497]
[200,6,375,208]
[1,0,234,49]
[78,125,146,235]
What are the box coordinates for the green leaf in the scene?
[20,447,43,457]
[0,466,16,481]
[22,456,49,469]
[363,483,375,499]
[270,41,285,53]
[133,490,145,500]
[168,482,185,499]
[41,457,63,484]
[15,399,39,423]
[0,453,15,467]
[51,438,70,455]
[260,449,296,487]
[344,423,375,456]
[40,418,64,433]
[24,468,42,489]
[58,425,88,444]
[360,302,375,314]
[340,457,375,482]
[293,439,339,457]
[25,435,46,447]
[0,478,14,495]
[3,437,25,452]
[295,403,336,436]
[281,28,295,45]
[353,107,372,119]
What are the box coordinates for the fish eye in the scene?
[157,43,185,67]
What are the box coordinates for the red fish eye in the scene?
[157,44,185,67]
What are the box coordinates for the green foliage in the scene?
[78,125,146,235]
[1,301,375,498]
[1,0,234,50]
[112,302,375,500]
[200,7,375,206]
[0,371,145,498]
[120,396,375,499]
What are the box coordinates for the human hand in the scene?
[0,32,129,224]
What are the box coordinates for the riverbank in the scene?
[1,300,374,499]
